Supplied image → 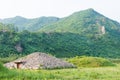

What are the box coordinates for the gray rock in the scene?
[4,52,75,69]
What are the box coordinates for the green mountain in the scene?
[0,16,27,31]
[38,8,120,58]
[0,23,17,32]
[0,16,59,31]
[0,8,120,58]
[26,17,59,31]
[40,9,120,34]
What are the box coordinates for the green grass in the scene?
[110,59,120,64]
[0,62,8,72]
[1,63,120,80]
[67,56,115,67]
[0,54,22,64]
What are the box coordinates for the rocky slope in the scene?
[4,52,75,69]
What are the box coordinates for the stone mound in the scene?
[4,52,75,69]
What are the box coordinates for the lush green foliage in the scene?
[0,54,19,63]
[0,23,17,32]
[0,16,59,31]
[40,9,120,35]
[1,63,120,80]
[0,63,8,72]
[67,56,115,67]
[0,9,120,58]
[1,31,120,58]
[110,59,120,64]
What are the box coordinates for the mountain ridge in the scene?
[40,8,120,36]
[0,8,120,58]
[0,16,60,31]
[0,8,120,32]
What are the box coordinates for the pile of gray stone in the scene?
[4,52,75,69]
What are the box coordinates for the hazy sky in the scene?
[0,0,120,22]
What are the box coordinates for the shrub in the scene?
[0,55,19,63]
[67,56,115,67]
[110,59,120,64]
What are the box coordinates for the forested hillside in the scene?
[40,9,120,35]
[0,9,120,58]
[0,23,17,32]
[0,31,120,58]
[0,16,59,31]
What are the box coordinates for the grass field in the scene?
[1,63,120,80]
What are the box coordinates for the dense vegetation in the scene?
[1,8,120,80]
[0,8,120,58]
[0,23,17,32]
[0,16,59,31]
[67,56,115,67]
[0,30,120,58]
[40,9,120,34]
[0,62,8,72]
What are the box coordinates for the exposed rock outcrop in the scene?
[99,26,105,34]
[15,43,23,52]
[4,52,75,69]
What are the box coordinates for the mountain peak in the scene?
[68,8,102,19]
[86,8,95,11]
[40,8,120,35]
[76,8,99,15]
[14,16,26,20]
[15,16,23,18]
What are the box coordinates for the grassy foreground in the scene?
[0,64,120,80]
